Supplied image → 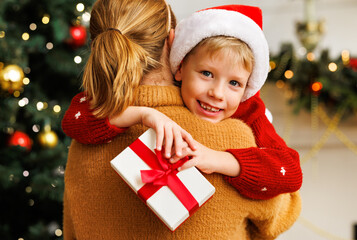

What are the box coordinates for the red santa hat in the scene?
[170,5,270,102]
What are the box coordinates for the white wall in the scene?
[167,0,357,58]
[260,84,357,240]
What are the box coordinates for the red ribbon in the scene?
[129,138,199,215]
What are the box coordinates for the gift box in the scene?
[110,128,215,231]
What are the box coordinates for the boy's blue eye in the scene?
[229,80,240,87]
[201,71,213,77]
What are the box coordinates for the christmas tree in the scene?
[0,0,94,239]
[268,43,357,119]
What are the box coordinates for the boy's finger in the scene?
[170,146,192,163]
[178,159,195,171]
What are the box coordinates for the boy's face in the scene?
[175,46,250,123]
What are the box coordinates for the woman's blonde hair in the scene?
[83,0,176,118]
[184,36,254,74]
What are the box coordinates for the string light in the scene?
[269,61,276,71]
[328,62,337,72]
[42,14,50,24]
[37,102,44,111]
[32,124,40,133]
[74,56,82,64]
[23,170,29,177]
[297,47,307,56]
[284,70,294,79]
[18,97,29,107]
[23,77,30,85]
[276,80,285,89]
[22,32,30,41]
[76,3,85,12]
[46,42,54,50]
[341,50,350,64]
[82,12,91,25]
[13,91,21,97]
[54,166,65,176]
[29,23,37,31]
[9,174,14,181]
[25,186,32,193]
[55,229,63,237]
[311,82,323,92]
[53,105,61,113]
[24,67,31,74]
[306,52,315,61]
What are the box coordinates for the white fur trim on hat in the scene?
[170,9,270,101]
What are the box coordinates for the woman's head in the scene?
[83,0,176,118]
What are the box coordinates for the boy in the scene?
[62,5,302,200]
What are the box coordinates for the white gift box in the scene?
[110,128,215,231]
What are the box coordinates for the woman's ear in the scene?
[174,64,183,82]
[167,29,175,50]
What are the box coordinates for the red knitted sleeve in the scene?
[224,92,303,200]
[61,92,127,144]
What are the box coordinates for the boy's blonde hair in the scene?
[83,0,176,118]
[183,36,254,74]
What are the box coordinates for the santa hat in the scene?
[170,5,270,102]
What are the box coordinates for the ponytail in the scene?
[82,0,175,118]
[82,30,147,118]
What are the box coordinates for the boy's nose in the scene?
[208,83,224,100]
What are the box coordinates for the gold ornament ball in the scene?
[38,130,58,148]
[0,64,25,91]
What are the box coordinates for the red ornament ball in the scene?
[69,25,87,47]
[8,131,32,151]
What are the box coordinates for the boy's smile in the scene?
[175,46,251,123]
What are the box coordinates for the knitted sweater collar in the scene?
[134,85,183,108]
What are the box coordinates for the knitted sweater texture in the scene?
[63,85,301,240]
[62,90,302,200]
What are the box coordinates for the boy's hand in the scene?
[140,108,197,158]
[170,141,241,177]
[170,141,217,174]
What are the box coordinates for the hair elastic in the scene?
[107,28,122,35]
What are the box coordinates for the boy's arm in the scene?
[224,92,303,200]
[62,92,197,156]
[61,92,126,144]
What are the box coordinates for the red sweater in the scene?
[62,91,302,200]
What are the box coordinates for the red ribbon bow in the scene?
[129,138,199,215]
[140,149,188,186]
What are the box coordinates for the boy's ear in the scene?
[167,29,175,50]
[174,64,183,82]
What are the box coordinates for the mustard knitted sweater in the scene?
[63,85,301,240]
